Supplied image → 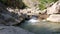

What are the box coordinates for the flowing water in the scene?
[19,17,60,34]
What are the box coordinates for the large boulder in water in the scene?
[47,14,60,22]
[0,26,34,34]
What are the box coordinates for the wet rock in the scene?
[47,14,60,22]
[0,26,34,34]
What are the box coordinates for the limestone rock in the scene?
[22,0,39,8]
[0,26,34,34]
[47,14,60,22]
[47,1,60,14]
[20,8,41,16]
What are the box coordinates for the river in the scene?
[19,17,60,34]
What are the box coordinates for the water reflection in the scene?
[19,17,60,34]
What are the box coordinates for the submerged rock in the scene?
[47,14,60,22]
[0,26,34,34]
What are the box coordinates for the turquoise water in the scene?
[20,17,60,34]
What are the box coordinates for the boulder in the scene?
[0,2,24,25]
[0,26,34,34]
[47,1,60,14]
[47,14,60,22]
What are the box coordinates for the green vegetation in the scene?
[39,0,58,10]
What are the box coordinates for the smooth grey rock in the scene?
[0,26,34,34]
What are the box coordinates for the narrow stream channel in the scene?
[19,17,60,34]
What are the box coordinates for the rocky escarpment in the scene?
[0,1,41,26]
[0,2,26,25]
[0,0,60,25]
[0,2,35,34]
[46,0,60,22]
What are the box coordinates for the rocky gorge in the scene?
[0,0,60,34]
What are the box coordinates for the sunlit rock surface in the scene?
[47,1,60,14]
[0,26,34,34]
[46,0,60,22]
[47,14,60,22]
[20,8,41,15]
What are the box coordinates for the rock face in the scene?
[22,0,39,8]
[0,2,41,25]
[46,1,60,22]
[0,2,25,25]
[0,26,34,34]
[47,1,60,14]
[47,14,60,22]
[20,8,41,16]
